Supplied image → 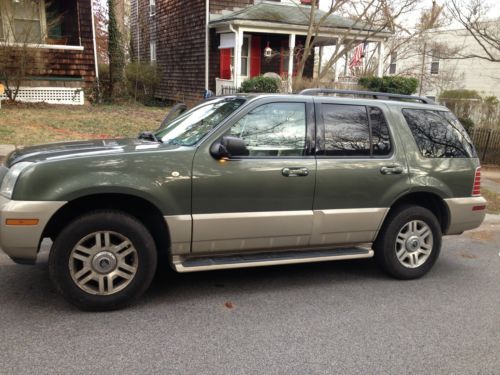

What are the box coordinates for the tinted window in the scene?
[323,104,370,156]
[322,104,392,157]
[370,107,392,156]
[228,102,306,157]
[402,109,476,158]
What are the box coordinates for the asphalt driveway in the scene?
[0,216,499,374]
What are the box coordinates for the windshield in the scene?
[155,98,246,146]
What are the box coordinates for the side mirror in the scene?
[210,136,249,159]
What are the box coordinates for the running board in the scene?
[173,247,374,273]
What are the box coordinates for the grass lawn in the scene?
[0,102,169,146]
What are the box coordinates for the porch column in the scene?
[334,45,341,81]
[234,28,243,88]
[288,33,296,93]
[377,40,385,77]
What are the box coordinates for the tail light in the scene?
[472,167,481,196]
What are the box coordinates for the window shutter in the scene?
[220,48,231,79]
[250,35,261,78]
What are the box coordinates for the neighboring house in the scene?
[389,23,500,100]
[130,0,389,105]
[0,0,98,105]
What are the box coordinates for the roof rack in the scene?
[298,89,435,104]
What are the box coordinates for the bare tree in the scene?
[448,0,500,62]
[293,0,418,82]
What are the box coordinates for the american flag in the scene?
[349,43,366,69]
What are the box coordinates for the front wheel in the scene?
[374,205,442,280]
[49,210,157,311]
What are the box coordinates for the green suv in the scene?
[0,90,486,310]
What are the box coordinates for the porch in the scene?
[209,1,390,95]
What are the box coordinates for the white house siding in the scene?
[392,26,500,99]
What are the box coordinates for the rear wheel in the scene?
[49,210,157,311]
[375,205,442,279]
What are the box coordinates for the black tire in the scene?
[374,204,442,280]
[49,210,157,311]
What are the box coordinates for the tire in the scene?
[374,204,442,280]
[49,210,157,311]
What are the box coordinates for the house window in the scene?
[149,0,156,16]
[430,51,440,75]
[230,36,250,78]
[0,0,46,44]
[150,41,156,62]
[389,51,397,75]
[12,0,44,43]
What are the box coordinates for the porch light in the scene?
[264,42,273,58]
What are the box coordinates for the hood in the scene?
[5,138,172,167]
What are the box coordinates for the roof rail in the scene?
[298,89,435,104]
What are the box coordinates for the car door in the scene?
[311,99,411,246]
[191,97,316,254]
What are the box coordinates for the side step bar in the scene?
[173,247,374,273]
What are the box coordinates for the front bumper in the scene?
[0,195,66,264]
[444,197,487,235]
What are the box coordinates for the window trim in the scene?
[315,102,394,160]
[150,40,157,62]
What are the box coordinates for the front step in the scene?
[173,247,374,273]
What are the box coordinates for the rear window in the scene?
[402,109,477,158]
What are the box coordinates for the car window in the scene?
[228,102,307,157]
[370,107,392,156]
[323,104,371,157]
[402,109,476,158]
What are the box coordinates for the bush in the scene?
[358,76,419,95]
[240,76,280,93]
[458,117,475,133]
[439,89,481,100]
[125,62,160,104]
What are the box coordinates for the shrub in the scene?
[358,76,419,95]
[458,117,475,133]
[439,89,481,100]
[125,62,160,104]
[240,76,280,93]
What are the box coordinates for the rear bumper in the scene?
[444,197,487,235]
[0,196,66,264]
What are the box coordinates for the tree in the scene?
[293,0,418,82]
[0,1,60,101]
[107,0,125,98]
[93,0,109,65]
[448,0,500,62]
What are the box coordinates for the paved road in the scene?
[1,218,499,375]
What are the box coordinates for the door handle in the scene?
[282,167,309,177]
[380,164,404,175]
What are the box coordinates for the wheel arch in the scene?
[384,191,450,234]
[42,193,171,261]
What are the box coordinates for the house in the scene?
[388,23,500,100]
[0,0,98,105]
[130,0,390,105]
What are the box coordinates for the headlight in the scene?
[0,162,33,199]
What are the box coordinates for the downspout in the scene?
[205,0,210,90]
[90,0,99,80]
[229,24,237,89]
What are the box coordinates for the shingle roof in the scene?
[210,1,387,33]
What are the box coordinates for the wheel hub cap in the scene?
[395,220,434,269]
[92,251,117,274]
[68,231,139,296]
